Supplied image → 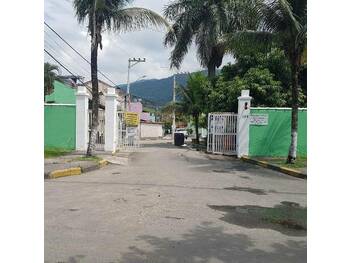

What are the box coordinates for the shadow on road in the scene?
[119,222,306,263]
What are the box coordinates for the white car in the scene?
[175,128,188,139]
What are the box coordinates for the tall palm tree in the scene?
[176,72,210,142]
[242,0,307,163]
[44,62,61,100]
[73,0,168,156]
[230,0,306,163]
[163,0,258,79]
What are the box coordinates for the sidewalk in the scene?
[44,151,133,179]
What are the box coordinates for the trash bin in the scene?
[174,132,185,146]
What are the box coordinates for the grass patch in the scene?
[72,156,102,162]
[44,148,72,158]
[255,156,307,169]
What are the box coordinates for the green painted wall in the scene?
[249,108,307,157]
[44,105,76,149]
[45,81,76,104]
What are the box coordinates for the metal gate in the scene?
[89,109,105,151]
[207,112,238,155]
[117,111,140,150]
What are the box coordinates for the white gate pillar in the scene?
[104,87,118,152]
[237,90,252,157]
[76,86,89,151]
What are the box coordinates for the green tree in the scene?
[73,0,168,156]
[163,0,258,78]
[209,67,286,111]
[176,73,211,142]
[229,0,307,163]
[44,62,61,100]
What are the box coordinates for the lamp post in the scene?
[125,58,146,110]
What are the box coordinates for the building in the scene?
[83,79,126,111]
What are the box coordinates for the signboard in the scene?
[250,114,268,125]
[124,112,140,127]
[127,127,137,136]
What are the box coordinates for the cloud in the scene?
[44,0,234,85]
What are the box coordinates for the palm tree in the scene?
[44,62,61,100]
[163,0,258,79]
[231,0,306,163]
[176,73,210,143]
[73,0,168,156]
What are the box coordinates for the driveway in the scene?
[45,140,306,263]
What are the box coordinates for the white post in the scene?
[237,90,252,157]
[105,87,118,153]
[76,86,89,151]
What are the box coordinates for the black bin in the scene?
[174,132,185,146]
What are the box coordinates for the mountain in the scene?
[117,73,190,107]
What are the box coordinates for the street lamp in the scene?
[125,75,147,109]
[125,58,146,110]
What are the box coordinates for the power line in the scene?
[44,48,93,94]
[44,32,91,77]
[44,21,118,87]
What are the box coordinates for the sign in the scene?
[127,127,137,136]
[250,114,268,125]
[124,112,140,127]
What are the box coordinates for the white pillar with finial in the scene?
[237,90,252,157]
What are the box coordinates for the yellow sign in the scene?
[124,112,140,126]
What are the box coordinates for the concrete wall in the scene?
[249,108,307,157]
[140,122,163,139]
[45,104,76,149]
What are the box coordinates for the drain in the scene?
[68,208,79,212]
[112,172,121,175]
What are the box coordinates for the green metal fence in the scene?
[249,108,307,157]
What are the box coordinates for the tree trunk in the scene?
[287,62,300,164]
[86,3,99,157]
[207,63,216,79]
[194,114,199,144]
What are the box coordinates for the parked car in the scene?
[175,128,188,139]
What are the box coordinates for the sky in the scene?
[44,0,234,85]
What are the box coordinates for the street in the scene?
[45,140,306,263]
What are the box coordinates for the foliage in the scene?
[163,0,259,78]
[176,72,211,140]
[219,47,306,107]
[73,0,168,50]
[224,0,307,162]
[44,147,72,158]
[209,67,286,112]
[73,0,168,155]
[44,62,61,98]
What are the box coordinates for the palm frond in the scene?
[111,7,170,33]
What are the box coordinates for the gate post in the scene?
[237,90,252,157]
[105,87,118,152]
[76,86,89,151]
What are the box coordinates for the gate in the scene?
[89,109,105,151]
[117,111,140,150]
[207,112,237,155]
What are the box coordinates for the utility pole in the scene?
[172,73,176,140]
[125,58,146,110]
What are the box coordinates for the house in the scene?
[83,79,126,111]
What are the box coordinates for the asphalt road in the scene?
[45,141,307,263]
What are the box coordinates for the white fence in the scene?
[207,113,238,155]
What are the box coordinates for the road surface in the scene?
[45,140,306,263]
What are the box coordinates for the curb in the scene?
[46,159,109,179]
[241,156,306,179]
